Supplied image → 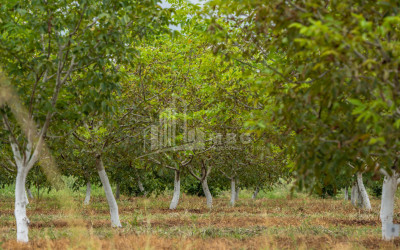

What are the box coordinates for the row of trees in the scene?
[0,0,289,242]
[1,0,399,243]
[205,0,400,240]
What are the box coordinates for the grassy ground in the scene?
[1,184,400,249]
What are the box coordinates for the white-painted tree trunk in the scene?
[27,188,33,199]
[138,179,145,193]
[344,187,349,200]
[356,172,371,211]
[351,182,359,206]
[169,170,181,210]
[252,186,260,200]
[15,168,30,242]
[84,181,91,205]
[235,186,240,201]
[380,172,398,240]
[8,137,38,243]
[138,178,148,196]
[230,178,236,207]
[96,157,121,227]
[24,189,29,205]
[201,178,213,208]
[115,182,120,200]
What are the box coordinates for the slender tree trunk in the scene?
[252,186,260,200]
[84,181,91,205]
[356,172,371,211]
[169,170,180,210]
[115,182,120,200]
[344,187,349,200]
[8,138,38,243]
[96,157,121,227]
[36,172,40,200]
[15,168,29,242]
[351,182,358,206]
[27,188,33,199]
[201,178,212,208]
[380,172,398,240]
[235,186,240,201]
[230,178,236,207]
[138,179,145,193]
[138,178,147,196]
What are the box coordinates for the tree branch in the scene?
[72,132,88,143]
[1,163,16,173]
[380,168,390,178]
[187,165,201,181]
[180,155,194,167]
[164,164,178,171]
[219,169,232,180]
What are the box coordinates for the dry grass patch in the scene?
[2,192,400,249]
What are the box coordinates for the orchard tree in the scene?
[206,0,400,240]
[187,157,214,208]
[55,136,96,205]
[0,0,171,242]
[71,115,135,227]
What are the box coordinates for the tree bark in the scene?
[351,181,359,206]
[230,178,236,207]
[169,170,180,210]
[356,172,371,211]
[201,178,213,208]
[187,161,213,208]
[7,137,38,243]
[24,188,29,205]
[138,179,145,193]
[235,186,240,201]
[84,181,91,205]
[115,182,120,200]
[15,168,29,242]
[252,186,260,200]
[96,157,121,227]
[344,187,349,200]
[27,188,33,199]
[138,178,148,196]
[380,172,398,240]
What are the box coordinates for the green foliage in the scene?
[370,181,383,198]
[206,0,400,190]
[183,175,222,197]
[4,0,396,220]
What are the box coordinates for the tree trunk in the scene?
[96,157,121,227]
[115,182,120,200]
[357,185,363,207]
[169,170,180,210]
[351,182,359,206]
[356,172,371,211]
[84,181,91,205]
[252,186,260,200]
[230,178,236,207]
[138,179,145,193]
[344,187,349,200]
[15,168,30,242]
[138,178,148,196]
[27,188,33,199]
[235,186,240,201]
[380,172,398,240]
[24,188,29,205]
[201,178,213,208]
